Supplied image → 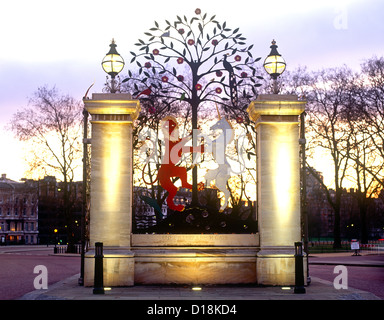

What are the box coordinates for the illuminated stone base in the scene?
[133,247,257,285]
[133,234,258,285]
[84,248,135,287]
[83,238,309,286]
[84,235,259,286]
[256,247,307,286]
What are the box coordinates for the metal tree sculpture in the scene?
[124,8,263,205]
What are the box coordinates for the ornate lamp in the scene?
[101,39,125,93]
[263,40,286,94]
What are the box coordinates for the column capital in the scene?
[247,94,305,123]
[84,93,141,123]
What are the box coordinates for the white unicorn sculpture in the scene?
[204,106,236,212]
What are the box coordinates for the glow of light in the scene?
[271,124,297,225]
[102,124,122,213]
[274,144,292,223]
[192,287,202,291]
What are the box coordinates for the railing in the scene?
[53,244,82,254]
[308,239,384,254]
[360,241,384,254]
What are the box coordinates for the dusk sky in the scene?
[1,0,384,182]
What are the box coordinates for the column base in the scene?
[256,247,307,286]
[84,248,135,287]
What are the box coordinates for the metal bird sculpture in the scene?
[135,86,152,98]
[83,82,95,100]
[161,31,170,37]
[179,92,186,101]
[223,55,238,108]
[140,195,163,218]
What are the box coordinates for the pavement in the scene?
[19,251,384,301]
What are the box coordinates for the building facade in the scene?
[37,176,83,245]
[0,174,39,244]
[306,169,384,240]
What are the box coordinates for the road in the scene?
[0,246,80,300]
[308,252,384,299]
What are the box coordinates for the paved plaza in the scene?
[19,251,383,301]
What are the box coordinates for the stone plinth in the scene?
[83,93,140,287]
[132,234,259,284]
[247,94,306,286]
[133,247,258,285]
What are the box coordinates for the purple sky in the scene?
[1,0,383,181]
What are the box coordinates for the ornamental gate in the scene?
[83,93,306,286]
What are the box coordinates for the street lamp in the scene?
[101,39,125,93]
[263,40,286,94]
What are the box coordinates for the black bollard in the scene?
[294,242,306,294]
[93,242,104,294]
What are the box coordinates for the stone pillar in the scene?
[247,94,306,286]
[83,93,140,286]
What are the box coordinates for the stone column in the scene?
[83,93,140,286]
[247,94,306,286]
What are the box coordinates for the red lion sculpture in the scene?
[145,116,204,211]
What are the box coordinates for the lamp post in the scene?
[263,40,286,94]
[101,39,125,93]
[78,106,89,286]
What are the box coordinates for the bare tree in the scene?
[350,57,384,188]
[341,57,384,243]
[9,85,83,251]
[304,67,355,248]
